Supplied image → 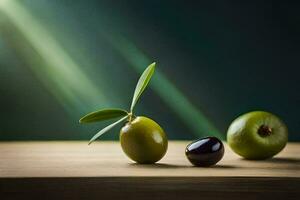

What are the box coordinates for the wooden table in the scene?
[0,141,299,200]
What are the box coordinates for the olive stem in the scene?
[128,112,134,122]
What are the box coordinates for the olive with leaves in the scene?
[80,63,168,164]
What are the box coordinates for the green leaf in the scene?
[88,116,128,145]
[79,108,128,123]
[130,62,156,112]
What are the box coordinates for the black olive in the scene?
[185,137,224,167]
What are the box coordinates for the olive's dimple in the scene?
[185,137,224,167]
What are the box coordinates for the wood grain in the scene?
[0,141,299,200]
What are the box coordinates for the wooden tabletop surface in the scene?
[0,141,299,200]
[0,141,299,178]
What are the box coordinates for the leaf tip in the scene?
[150,62,156,68]
[79,117,88,124]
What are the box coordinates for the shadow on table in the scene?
[240,157,300,164]
[238,157,300,170]
[128,163,237,169]
[129,163,187,169]
[260,157,300,164]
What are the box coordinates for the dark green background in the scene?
[0,1,299,141]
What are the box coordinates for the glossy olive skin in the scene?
[120,116,168,164]
[185,137,224,167]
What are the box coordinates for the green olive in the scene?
[120,116,168,164]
